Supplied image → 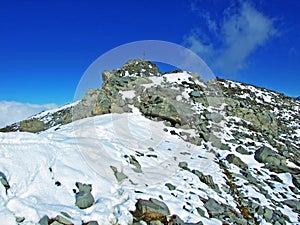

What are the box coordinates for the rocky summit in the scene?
[0,59,299,225]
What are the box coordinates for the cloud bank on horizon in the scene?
[184,1,278,74]
[0,101,57,127]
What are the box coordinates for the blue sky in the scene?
[0,0,299,106]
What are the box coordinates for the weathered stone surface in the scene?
[20,118,45,133]
[0,171,10,193]
[75,182,94,209]
[254,146,286,166]
[38,215,50,225]
[15,216,25,223]
[110,166,128,182]
[204,198,225,217]
[131,198,170,223]
[54,215,73,225]
[205,112,223,123]
[226,154,248,170]
[192,170,220,193]
[236,146,250,155]
[178,161,188,170]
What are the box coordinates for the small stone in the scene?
[0,171,10,193]
[178,162,188,170]
[165,183,176,191]
[16,216,25,223]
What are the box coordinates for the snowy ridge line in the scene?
[0,59,299,224]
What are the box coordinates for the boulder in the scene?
[236,146,251,155]
[75,182,95,209]
[254,146,286,166]
[192,170,220,193]
[20,118,45,133]
[38,215,50,225]
[204,198,225,217]
[110,166,128,182]
[131,198,170,223]
[226,154,248,170]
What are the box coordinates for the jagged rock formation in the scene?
[0,59,299,224]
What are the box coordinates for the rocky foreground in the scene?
[0,59,299,225]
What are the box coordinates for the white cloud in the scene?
[184,1,277,74]
[0,101,57,128]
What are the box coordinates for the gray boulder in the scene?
[131,198,170,223]
[254,146,286,166]
[75,182,95,209]
[38,215,50,225]
[226,154,248,170]
[236,146,251,155]
[204,198,225,217]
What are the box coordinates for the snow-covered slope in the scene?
[0,59,299,225]
[0,111,222,225]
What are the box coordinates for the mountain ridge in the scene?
[0,59,299,224]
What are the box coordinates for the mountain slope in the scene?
[0,59,299,225]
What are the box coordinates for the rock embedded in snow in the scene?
[74,182,95,210]
[131,198,170,223]
[226,154,248,170]
[254,146,286,166]
[0,171,10,194]
[38,215,50,225]
[203,198,225,217]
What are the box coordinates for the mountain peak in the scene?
[0,59,299,224]
[103,59,161,82]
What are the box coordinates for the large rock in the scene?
[20,118,45,133]
[226,154,248,170]
[254,146,286,166]
[131,198,170,223]
[75,182,95,209]
[204,198,225,217]
[192,170,220,193]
